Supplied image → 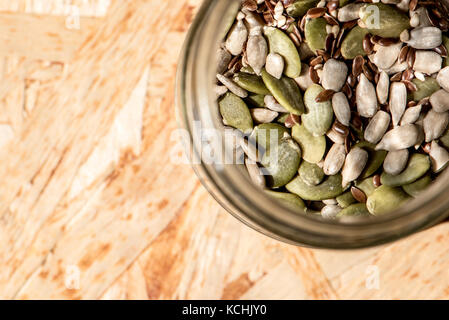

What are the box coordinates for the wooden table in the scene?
[0,0,448,300]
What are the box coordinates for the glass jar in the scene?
[176,0,449,249]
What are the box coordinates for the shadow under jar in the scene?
[176,0,449,249]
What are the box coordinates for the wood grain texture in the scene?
[0,0,447,300]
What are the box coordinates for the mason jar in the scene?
[176,0,449,249]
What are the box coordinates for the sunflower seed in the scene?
[337,3,364,22]
[246,34,268,75]
[424,109,449,142]
[323,143,346,175]
[341,147,369,187]
[216,74,248,98]
[437,66,449,91]
[321,204,342,219]
[430,89,449,113]
[323,198,338,205]
[294,64,315,91]
[372,42,403,70]
[376,124,421,151]
[429,140,449,172]
[364,110,391,144]
[406,27,443,49]
[326,129,346,144]
[413,50,443,74]
[264,95,288,112]
[400,104,422,125]
[322,59,348,92]
[389,82,407,126]
[331,92,351,126]
[226,17,248,55]
[376,71,390,104]
[240,138,261,162]
[266,53,285,79]
[383,149,409,175]
[356,73,378,118]
[245,158,266,188]
[250,108,279,123]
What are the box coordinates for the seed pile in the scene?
[216,0,449,218]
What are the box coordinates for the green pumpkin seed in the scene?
[291,123,326,163]
[303,84,334,136]
[380,153,430,187]
[262,138,302,188]
[253,123,289,151]
[366,185,410,216]
[286,0,320,18]
[245,94,266,108]
[355,141,387,179]
[286,174,344,201]
[355,177,376,197]
[233,72,271,95]
[359,3,410,38]
[265,190,306,210]
[305,18,328,53]
[261,70,305,115]
[276,113,290,124]
[337,203,370,217]
[219,92,253,133]
[443,36,449,67]
[439,127,449,149]
[410,77,441,102]
[298,161,325,186]
[336,191,357,208]
[339,0,352,6]
[341,26,369,60]
[402,174,432,197]
[240,65,256,74]
[264,27,302,78]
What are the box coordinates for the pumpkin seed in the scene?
[262,70,305,115]
[219,93,253,133]
[233,72,271,95]
[292,123,327,163]
[337,203,371,217]
[380,153,430,186]
[336,191,356,208]
[366,185,410,216]
[355,177,376,197]
[402,174,432,197]
[245,94,265,108]
[341,26,369,59]
[286,0,320,18]
[286,173,345,201]
[298,160,325,186]
[443,36,449,67]
[265,190,306,210]
[303,84,334,136]
[305,17,328,53]
[359,3,410,38]
[262,138,302,188]
[253,123,289,151]
[264,27,302,78]
[410,77,440,102]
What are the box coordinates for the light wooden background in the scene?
[0,0,448,300]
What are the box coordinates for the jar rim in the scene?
[176,0,449,249]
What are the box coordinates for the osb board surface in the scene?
[0,0,447,300]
